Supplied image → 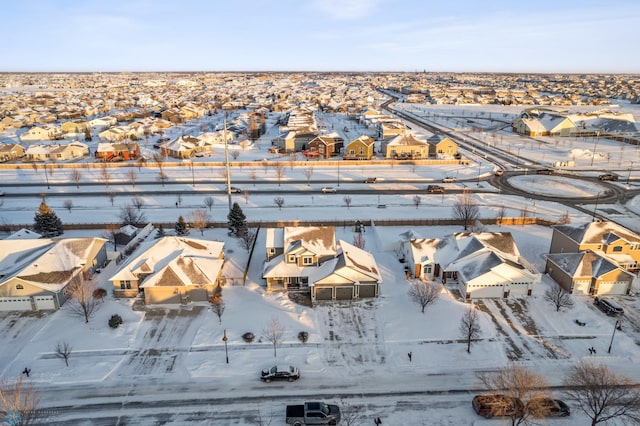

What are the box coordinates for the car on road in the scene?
[536,168,554,175]
[594,296,624,316]
[527,398,570,417]
[0,191,4,196]
[472,394,525,419]
[426,185,445,194]
[363,177,377,183]
[441,176,457,183]
[599,173,618,181]
[321,186,337,193]
[229,187,241,193]
[261,365,300,382]
[494,169,504,177]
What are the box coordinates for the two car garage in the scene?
[312,283,379,302]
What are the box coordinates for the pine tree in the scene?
[227,202,247,236]
[33,201,64,237]
[175,215,188,236]
[84,126,92,142]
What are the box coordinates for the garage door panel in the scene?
[0,297,33,311]
[359,285,376,298]
[315,288,333,300]
[34,296,55,310]
[335,287,353,300]
[597,282,628,296]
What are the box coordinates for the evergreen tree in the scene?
[84,126,92,142]
[175,215,189,236]
[33,201,64,237]
[227,202,247,236]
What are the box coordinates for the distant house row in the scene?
[1,221,638,312]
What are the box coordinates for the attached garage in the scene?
[335,287,354,300]
[315,287,333,301]
[0,297,33,311]
[596,281,630,296]
[34,296,56,310]
[464,283,505,300]
[573,280,591,295]
[358,284,377,298]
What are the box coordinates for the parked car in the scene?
[599,173,618,181]
[494,169,504,177]
[363,177,377,183]
[426,185,445,194]
[527,398,570,417]
[594,296,624,316]
[442,176,457,183]
[261,365,300,382]
[321,186,337,193]
[0,191,4,196]
[286,401,340,425]
[472,394,525,419]
[536,168,554,175]
[229,186,241,193]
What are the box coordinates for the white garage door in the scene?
[573,280,590,295]
[597,281,629,296]
[0,297,33,311]
[466,284,504,299]
[34,296,56,310]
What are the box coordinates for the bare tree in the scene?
[558,210,571,224]
[497,205,506,224]
[352,233,365,249]
[176,194,183,207]
[70,168,82,189]
[459,306,482,353]
[157,171,169,187]
[107,191,116,206]
[231,150,240,160]
[55,341,72,367]
[250,169,258,186]
[477,364,550,425]
[0,375,44,425]
[127,169,138,187]
[413,195,422,209]
[209,294,225,324]
[240,228,257,251]
[63,199,73,213]
[272,163,286,186]
[338,398,365,426]
[520,206,529,225]
[408,281,440,313]
[304,167,314,186]
[563,360,640,426]
[262,159,269,175]
[273,196,284,210]
[120,203,146,226]
[101,224,120,251]
[189,209,210,236]
[243,189,250,205]
[99,164,111,188]
[66,274,98,323]
[343,196,352,209]
[153,152,165,174]
[544,284,575,312]
[204,196,215,211]
[262,316,285,357]
[452,192,479,231]
[131,196,145,212]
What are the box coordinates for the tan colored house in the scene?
[344,135,376,160]
[60,120,89,134]
[109,236,225,304]
[382,133,430,159]
[20,125,63,141]
[0,237,107,311]
[548,221,640,274]
[546,250,634,296]
[0,143,25,162]
[427,134,458,158]
[262,227,381,302]
[24,141,89,162]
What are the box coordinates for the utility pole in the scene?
[224,120,232,211]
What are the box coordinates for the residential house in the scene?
[427,134,458,158]
[0,143,25,162]
[306,133,344,158]
[262,226,381,302]
[547,221,640,289]
[60,120,89,134]
[163,135,213,159]
[24,141,89,162]
[382,133,430,159]
[439,232,541,300]
[95,142,141,162]
[343,135,376,160]
[546,250,634,296]
[109,236,225,304]
[88,117,118,132]
[0,237,107,311]
[399,234,440,281]
[20,125,63,141]
[280,127,318,152]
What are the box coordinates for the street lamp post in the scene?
[608,319,622,354]
[44,163,50,189]
[592,191,603,222]
[477,161,481,186]
[190,160,195,187]
[628,162,633,185]
[222,329,229,364]
[590,131,600,166]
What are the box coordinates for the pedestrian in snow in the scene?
[408,352,412,362]
[22,367,31,377]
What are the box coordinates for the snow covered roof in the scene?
[553,221,640,245]
[546,250,627,278]
[283,226,336,256]
[5,228,42,240]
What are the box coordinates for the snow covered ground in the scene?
[2,104,640,424]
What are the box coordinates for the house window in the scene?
[16,284,24,290]
[268,248,275,254]
[120,281,132,290]
[288,255,296,263]
[612,246,623,252]
[302,257,314,265]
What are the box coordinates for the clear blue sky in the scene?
[2,0,639,73]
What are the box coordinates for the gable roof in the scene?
[553,221,640,245]
[546,250,627,278]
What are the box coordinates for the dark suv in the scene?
[536,168,554,175]
[594,297,624,316]
[472,394,525,418]
[599,173,618,181]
